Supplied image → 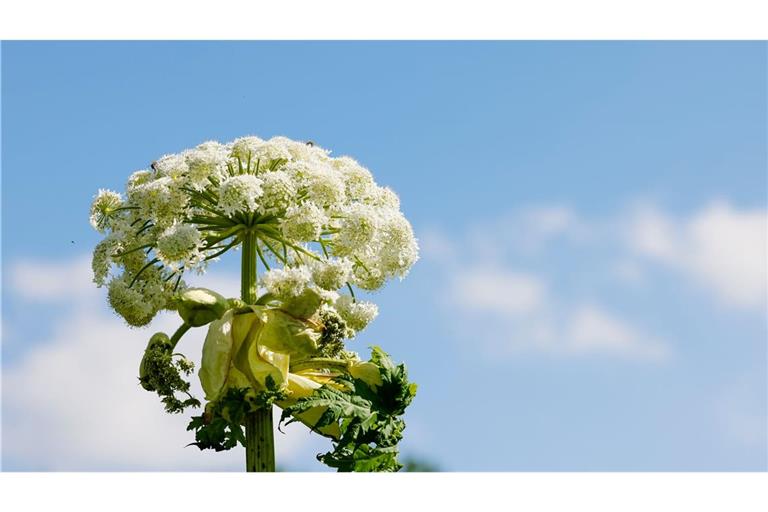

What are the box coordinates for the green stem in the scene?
[241,231,257,304]
[245,408,275,472]
[241,230,275,472]
[168,323,191,350]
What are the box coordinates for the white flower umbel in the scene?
[89,189,123,232]
[129,176,189,227]
[271,136,331,163]
[281,202,327,242]
[333,157,376,199]
[368,186,401,210]
[92,235,121,286]
[230,136,265,161]
[185,141,230,190]
[262,266,312,299]
[232,136,292,166]
[107,274,157,327]
[376,212,420,278]
[153,153,188,180]
[304,167,346,207]
[311,257,353,291]
[335,294,379,333]
[259,170,296,214]
[156,223,204,271]
[218,175,264,216]
[331,203,379,256]
[127,169,153,190]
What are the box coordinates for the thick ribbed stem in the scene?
[242,230,275,472]
[245,408,275,472]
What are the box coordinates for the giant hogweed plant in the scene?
[89,136,419,472]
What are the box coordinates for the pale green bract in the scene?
[89,135,419,471]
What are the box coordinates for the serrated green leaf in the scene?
[281,346,417,472]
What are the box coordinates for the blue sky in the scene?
[2,41,766,471]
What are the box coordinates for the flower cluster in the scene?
[92,135,420,472]
[89,135,419,331]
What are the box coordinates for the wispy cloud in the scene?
[442,263,669,361]
[3,257,328,471]
[452,266,545,316]
[11,255,98,302]
[422,199,768,362]
[626,200,767,310]
[566,304,668,360]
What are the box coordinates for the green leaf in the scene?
[282,385,372,429]
[280,346,417,472]
[187,387,250,451]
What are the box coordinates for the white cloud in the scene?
[419,228,459,266]
[452,266,545,316]
[463,205,588,261]
[518,205,580,240]
[2,256,330,471]
[446,265,669,362]
[421,206,587,273]
[428,202,690,361]
[566,305,668,360]
[433,198,767,361]
[442,200,767,312]
[11,255,97,302]
[627,200,767,310]
[626,205,679,261]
